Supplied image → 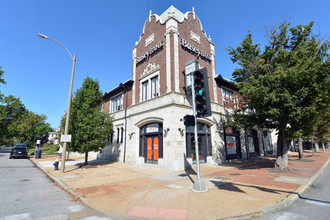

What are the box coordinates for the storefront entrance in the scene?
[224,127,242,160]
[186,123,212,163]
[247,129,260,157]
[139,123,163,164]
[263,130,273,156]
[146,136,159,164]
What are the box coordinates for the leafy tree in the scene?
[12,111,52,147]
[0,66,52,146]
[63,77,113,165]
[0,66,5,101]
[228,21,329,170]
[0,95,27,144]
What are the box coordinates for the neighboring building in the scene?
[47,127,61,145]
[101,6,277,171]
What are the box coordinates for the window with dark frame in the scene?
[121,127,124,143]
[117,128,120,144]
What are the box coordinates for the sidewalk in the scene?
[31,149,330,220]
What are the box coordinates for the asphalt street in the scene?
[255,161,330,220]
[0,148,111,220]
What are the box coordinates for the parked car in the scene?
[9,143,28,159]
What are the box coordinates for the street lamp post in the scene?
[38,33,76,173]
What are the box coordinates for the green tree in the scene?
[228,21,329,170]
[63,77,113,165]
[0,66,5,100]
[13,111,52,147]
[0,95,27,144]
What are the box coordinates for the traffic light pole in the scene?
[191,73,207,193]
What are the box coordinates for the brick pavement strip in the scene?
[31,150,330,220]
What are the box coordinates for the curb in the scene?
[262,155,330,215]
[30,159,88,204]
[231,155,330,219]
[30,153,330,220]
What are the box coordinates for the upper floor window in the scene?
[151,76,159,98]
[141,74,159,102]
[142,81,149,101]
[222,88,233,106]
[110,94,122,113]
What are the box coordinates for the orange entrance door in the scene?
[154,137,159,160]
[146,137,159,162]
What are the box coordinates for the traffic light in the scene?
[193,68,211,118]
[184,114,195,126]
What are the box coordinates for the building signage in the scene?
[61,134,72,143]
[146,123,159,133]
[136,41,164,65]
[180,38,212,62]
[226,136,237,155]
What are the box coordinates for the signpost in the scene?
[35,139,42,159]
[185,59,208,193]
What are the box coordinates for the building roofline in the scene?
[215,75,238,91]
[103,79,134,97]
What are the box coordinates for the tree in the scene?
[63,77,113,165]
[0,66,5,101]
[0,95,27,144]
[228,21,329,170]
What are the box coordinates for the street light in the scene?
[38,33,76,173]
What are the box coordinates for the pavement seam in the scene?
[29,152,330,220]
[29,158,105,215]
[236,155,330,219]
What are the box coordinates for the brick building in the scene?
[101,6,276,171]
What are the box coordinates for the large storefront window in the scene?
[263,131,273,155]
[247,129,260,157]
[186,123,212,163]
[224,127,241,160]
[139,123,163,164]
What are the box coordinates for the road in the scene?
[0,148,112,219]
[255,162,330,220]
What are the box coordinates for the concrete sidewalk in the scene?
[31,149,330,220]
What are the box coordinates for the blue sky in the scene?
[1,0,329,129]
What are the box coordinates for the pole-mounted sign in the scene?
[60,134,72,143]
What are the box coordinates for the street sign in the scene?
[61,135,72,143]
[185,59,199,94]
[36,140,41,144]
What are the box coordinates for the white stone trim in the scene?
[132,47,137,105]
[210,43,218,103]
[190,31,200,44]
[145,33,154,47]
[166,32,171,93]
[140,63,160,80]
[174,31,180,93]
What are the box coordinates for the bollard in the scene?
[35,149,42,159]
[53,159,59,170]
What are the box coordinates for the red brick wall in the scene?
[104,11,219,110]
[178,14,215,101]
[134,16,167,104]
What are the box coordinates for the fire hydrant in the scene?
[53,159,59,170]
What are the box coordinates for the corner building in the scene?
[102,6,277,171]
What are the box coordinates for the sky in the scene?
[1,0,329,129]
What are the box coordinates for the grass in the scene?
[29,144,60,155]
